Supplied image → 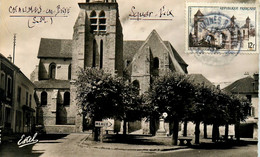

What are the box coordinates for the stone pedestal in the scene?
[156,118,167,136]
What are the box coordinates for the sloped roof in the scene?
[164,41,188,66]
[123,40,187,66]
[194,10,204,16]
[38,38,72,59]
[123,41,144,62]
[34,80,70,89]
[223,76,257,94]
[188,74,213,87]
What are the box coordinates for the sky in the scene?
[0,0,258,88]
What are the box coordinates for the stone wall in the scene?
[38,58,71,80]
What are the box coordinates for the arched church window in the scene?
[92,39,97,67]
[90,10,96,17]
[132,80,140,94]
[90,11,98,32]
[68,64,71,80]
[49,63,56,79]
[64,92,70,106]
[41,91,47,106]
[99,11,106,31]
[100,40,103,69]
[153,57,159,69]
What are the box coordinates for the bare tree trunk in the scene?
[204,123,207,138]
[235,122,240,141]
[195,121,200,144]
[224,123,229,141]
[93,116,100,141]
[216,124,220,141]
[172,119,179,145]
[212,123,218,142]
[93,127,99,141]
[149,115,156,136]
[183,120,187,137]
[123,119,127,136]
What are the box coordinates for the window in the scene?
[100,40,103,69]
[92,39,97,67]
[246,95,252,103]
[0,71,5,90]
[152,57,159,76]
[98,11,106,31]
[248,107,252,116]
[41,91,47,106]
[49,63,56,79]
[133,80,140,94]
[64,92,70,106]
[6,76,12,98]
[153,57,159,69]
[68,64,71,80]
[17,86,21,103]
[89,10,106,33]
[26,91,29,106]
[90,11,98,32]
[29,94,32,107]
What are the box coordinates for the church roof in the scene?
[123,40,187,66]
[38,38,72,59]
[34,80,70,89]
[163,41,188,66]
[223,76,258,94]
[188,74,213,87]
[123,40,144,62]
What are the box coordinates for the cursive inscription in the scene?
[129,5,174,21]
[17,133,38,148]
[9,5,70,28]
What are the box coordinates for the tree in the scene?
[76,68,124,140]
[76,68,148,139]
[148,72,195,145]
[191,84,216,144]
[119,82,145,135]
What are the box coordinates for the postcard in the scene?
[0,0,258,156]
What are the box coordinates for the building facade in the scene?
[223,74,258,139]
[0,53,36,134]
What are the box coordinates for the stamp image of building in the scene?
[189,10,256,50]
[30,0,188,133]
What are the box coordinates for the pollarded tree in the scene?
[76,68,148,139]
[119,82,146,135]
[149,72,195,145]
[231,96,251,141]
[76,68,124,140]
[190,85,216,144]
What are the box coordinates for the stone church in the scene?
[30,0,188,133]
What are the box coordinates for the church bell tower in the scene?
[71,0,123,132]
[71,0,123,79]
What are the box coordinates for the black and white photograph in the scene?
[0,0,259,156]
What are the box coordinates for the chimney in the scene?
[7,55,12,62]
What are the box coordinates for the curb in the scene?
[78,134,190,152]
[89,146,189,151]
[79,140,189,152]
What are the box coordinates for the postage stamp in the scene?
[186,3,258,54]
